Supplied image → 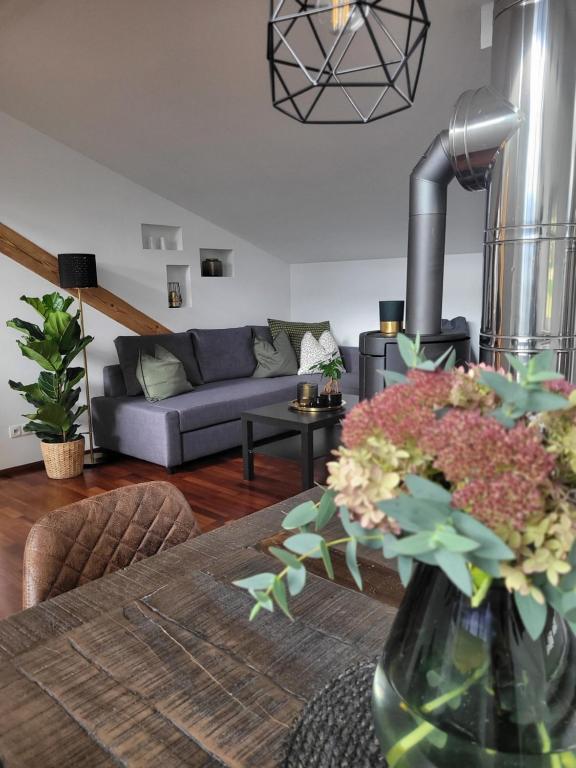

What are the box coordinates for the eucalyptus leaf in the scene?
[434,549,473,596]
[282,501,318,530]
[320,540,335,580]
[233,573,276,591]
[390,532,437,556]
[404,475,452,504]
[525,390,570,413]
[383,370,409,387]
[398,556,413,587]
[316,491,337,530]
[272,578,292,619]
[269,546,302,570]
[514,592,548,640]
[287,565,307,596]
[253,590,274,611]
[450,511,515,560]
[284,533,324,558]
[396,333,417,367]
[345,539,363,590]
[434,529,479,553]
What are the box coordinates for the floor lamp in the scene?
[58,253,104,468]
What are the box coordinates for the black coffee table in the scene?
[241,397,358,490]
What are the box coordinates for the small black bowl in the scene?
[316,394,330,408]
[327,393,343,408]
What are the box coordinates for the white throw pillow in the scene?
[298,330,340,375]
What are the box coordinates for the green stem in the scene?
[536,722,563,767]
[386,662,489,767]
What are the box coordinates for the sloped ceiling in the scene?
[0,0,490,262]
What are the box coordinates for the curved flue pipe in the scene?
[405,86,523,338]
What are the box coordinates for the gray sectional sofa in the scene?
[92,325,359,471]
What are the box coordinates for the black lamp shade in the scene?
[58,253,98,289]
[380,301,404,323]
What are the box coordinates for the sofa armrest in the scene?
[340,346,359,374]
[92,396,183,468]
[103,365,127,397]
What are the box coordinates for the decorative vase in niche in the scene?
[201,258,223,277]
[372,564,576,767]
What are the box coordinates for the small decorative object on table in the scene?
[168,281,182,308]
[6,293,93,479]
[235,334,576,766]
[297,381,318,407]
[379,300,404,336]
[311,353,346,408]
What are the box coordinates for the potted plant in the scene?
[7,293,93,479]
[234,335,576,765]
[311,354,345,407]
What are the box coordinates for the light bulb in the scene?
[314,0,368,36]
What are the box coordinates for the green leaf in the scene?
[396,333,417,368]
[42,292,74,313]
[272,578,292,619]
[269,546,303,570]
[18,339,61,371]
[561,592,576,623]
[44,311,72,340]
[404,475,452,504]
[390,532,437,556]
[379,496,450,533]
[6,318,44,339]
[480,371,529,409]
[514,592,548,640]
[233,573,276,591]
[253,590,274,611]
[37,372,59,401]
[316,490,337,530]
[283,533,324,558]
[36,403,71,430]
[61,336,93,369]
[434,529,479,553]
[528,350,556,375]
[383,370,408,387]
[282,501,318,530]
[468,555,502,578]
[340,507,370,539]
[450,511,515,560]
[490,408,517,429]
[20,295,50,318]
[249,602,262,621]
[320,540,334,580]
[434,550,473,596]
[345,539,363,590]
[65,367,85,388]
[58,314,81,353]
[430,346,454,371]
[525,390,570,413]
[444,348,457,372]
[287,565,307,596]
[559,568,576,592]
[398,556,413,587]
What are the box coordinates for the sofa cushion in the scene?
[158,375,324,432]
[136,345,194,402]
[268,318,331,361]
[253,330,298,378]
[115,333,202,396]
[250,325,273,344]
[190,327,256,382]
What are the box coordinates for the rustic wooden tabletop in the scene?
[0,488,402,768]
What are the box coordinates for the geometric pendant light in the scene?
[267,0,430,124]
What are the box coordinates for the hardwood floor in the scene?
[0,449,311,619]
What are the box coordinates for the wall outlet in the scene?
[8,424,27,439]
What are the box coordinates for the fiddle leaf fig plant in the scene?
[7,293,93,443]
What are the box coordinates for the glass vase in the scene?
[372,564,576,767]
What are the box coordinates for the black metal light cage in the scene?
[267,0,430,124]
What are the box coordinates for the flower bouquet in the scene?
[234,336,576,766]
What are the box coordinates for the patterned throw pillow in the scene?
[298,330,340,375]
[268,319,331,361]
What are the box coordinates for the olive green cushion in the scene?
[268,319,331,361]
[136,345,194,402]
[253,330,298,378]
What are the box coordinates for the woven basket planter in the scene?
[41,436,85,479]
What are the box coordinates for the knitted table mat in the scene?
[283,660,387,768]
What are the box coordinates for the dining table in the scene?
[0,488,403,768]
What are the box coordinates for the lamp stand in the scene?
[77,288,105,468]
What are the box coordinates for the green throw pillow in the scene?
[136,345,194,402]
[267,318,331,361]
[253,330,298,378]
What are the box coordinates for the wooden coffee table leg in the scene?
[301,427,315,490]
[242,417,255,481]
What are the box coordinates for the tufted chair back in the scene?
[22,481,201,609]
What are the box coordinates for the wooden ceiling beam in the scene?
[0,222,171,336]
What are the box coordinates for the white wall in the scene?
[0,111,290,470]
[290,253,484,356]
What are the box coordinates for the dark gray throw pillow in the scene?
[115,332,203,396]
[136,345,194,402]
[253,330,298,378]
[189,326,256,382]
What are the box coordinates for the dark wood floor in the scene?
[0,448,311,619]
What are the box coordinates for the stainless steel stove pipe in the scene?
[481,0,576,376]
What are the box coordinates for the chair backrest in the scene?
[22,481,201,609]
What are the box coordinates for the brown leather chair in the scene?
[22,481,201,609]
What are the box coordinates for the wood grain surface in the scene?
[0,489,399,767]
[0,222,171,335]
